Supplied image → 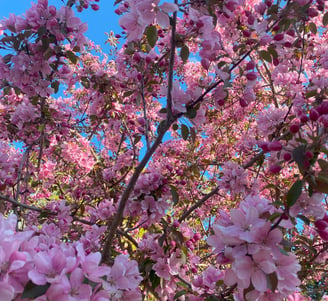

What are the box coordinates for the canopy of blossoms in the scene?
[0,0,328,300]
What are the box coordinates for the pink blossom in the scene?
[153,258,171,280]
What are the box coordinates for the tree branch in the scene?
[102,120,172,263]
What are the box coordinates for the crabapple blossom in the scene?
[0,0,328,299]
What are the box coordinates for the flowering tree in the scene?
[0,0,328,300]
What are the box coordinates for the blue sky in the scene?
[1,1,122,50]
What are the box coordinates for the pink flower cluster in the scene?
[207,195,301,299]
[0,214,142,300]
[0,0,87,97]
[126,169,170,226]
[219,161,248,197]
[118,0,178,42]
[0,143,22,188]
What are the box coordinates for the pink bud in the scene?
[318,229,328,241]
[243,30,251,37]
[283,153,292,161]
[273,58,279,66]
[269,165,281,174]
[248,15,255,25]
[239,98,248,107]
[246,72,257,81]
[284,42,292,48]
[307,7,318,17]
[305,151,313,159]
[201,58,210,70]
[300,114,309,123]
[310,109,319,121]
[196,20,204,28]
[246,60,256,70]
[91,4,99,10]
[315,219,328,230]
[289,124,300,134]
[273,33,284,41]
[137,117,145,126]
[173,220,180,227]
[217,99,225,106]
[259,141,270,153]
[287,29,295,36]
[268,140,282,151]
[193,233,201,241]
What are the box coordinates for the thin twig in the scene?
[140,75,150,150]
[0,194,44,213]
[166,2,178,121]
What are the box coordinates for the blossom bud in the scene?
[246,60,256,70]
[307,7,318,17]
[315,219,328,230]
[310,109,319,121]
[137,117,145,126]
[259,141,270,153]
[287,29,295,36]
[289,124,300,134]
[201,58,210,70]
[305,151,313,159]
[193,232,201,241]
[91,4,100,10]
[268,140,282,151]
[273,58,280,66]
[269,164,282,174]
[283,153,292,161]
[273,33,284,41]
[246,72,257,81]
[217,99,225,106]
[243,30,251,37]
[239,98,248,107]
[173,220,180,227]
[300,114,309,123]
[318,229,328,241]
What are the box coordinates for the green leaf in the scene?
[149,270,160,289]
[22,281,50,299]
[186,108,197,119]
[287,180,303,207]
[66,50,78,64]
[181,124,189,140]
[174,290,187,300]
[267,46,278,59]
[180,45,189,63]
[308,22,317,35]
[146,25,158,48]
[297,214,310,226]
[157,120,167,134]
[292,145,306,171]
[305,89,317,98]
[259,50,272,63]
[323,12,328,26]
[177,281,190,289]
[134,135,141,144]
[313,172,328,193]
[170,185,179,204]
[205,297,220,301]
[267,272,278,291]
[268,212,282,222]
[317,159,328,171]
[51,81,59,94]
